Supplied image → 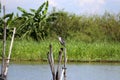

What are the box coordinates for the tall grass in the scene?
[11,40,59,61]
[0,39,120,61]
[67,40,120,61]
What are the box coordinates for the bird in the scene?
[58,36,65,47]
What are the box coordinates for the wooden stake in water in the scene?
[47,44,56,80]
[4,28,16,76]
[56,48,63,80]
[1,5,6,78]
[63,47,67,80]
[47,44,64,80]
[58,36,67,80]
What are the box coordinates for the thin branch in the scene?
[56,49,63,80]
[47,44,56,80]
[63,47,67,80]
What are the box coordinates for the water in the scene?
[67,63,120,80]
[5,63,120,80]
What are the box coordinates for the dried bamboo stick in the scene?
[4,28,16,76]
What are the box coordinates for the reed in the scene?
[0,39,120,62]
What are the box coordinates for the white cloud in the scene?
[113,0,120,3]
[1,0,120,15]
[78,0,94,6]
[48,0,57,7]
[1,0,7,5]
[78,0,105,6]
[76,0,106,14]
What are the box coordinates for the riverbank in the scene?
[0,39,120,62]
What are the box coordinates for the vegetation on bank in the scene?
[0,1,120,42]
[0,40,120,61]
[0,1,120,61]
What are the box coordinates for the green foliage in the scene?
[47,10,120,42]
[12,1,49,41]
[0,1,120,61]
[17,7,27,13]
[1,40,120,61]
[47,11,70,38]
[0,1,1,13]
[0,12,14,39]
[0,2,120,42]
[3,13,14,27]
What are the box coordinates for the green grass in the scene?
[0,39,120,62]
[67,40,120,61]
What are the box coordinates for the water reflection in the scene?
[5,63,120,80]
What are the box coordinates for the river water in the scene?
[5,62,120,80]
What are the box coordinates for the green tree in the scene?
[14,1,49,41]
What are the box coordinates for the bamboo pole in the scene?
[1,5,6,78]
[4,28,16,76]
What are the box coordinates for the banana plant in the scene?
[0,12,14,39]
[15,1,49,41]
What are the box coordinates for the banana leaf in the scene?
[17,7,27,13]
[30,8,36,13]
[35,1,48,15]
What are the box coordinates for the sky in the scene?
[0,0,120,15]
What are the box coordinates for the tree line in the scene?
[0,1,120,42]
